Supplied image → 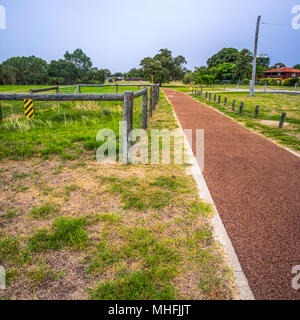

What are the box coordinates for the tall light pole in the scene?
[250,15,261,97]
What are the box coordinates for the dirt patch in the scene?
[260,120,289,127]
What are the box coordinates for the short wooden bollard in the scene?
[209,93,211,101]
[205,92,208,99]
[214,94,216,102]
[279,113,287,129]
[239,102,244,114]
[232,100,236,111]
[116,84,119,94]
[78,85,81,95]
[254,106,259,118]
[218,96,221,104]
[224,97,227,106]
[142,90,148,129]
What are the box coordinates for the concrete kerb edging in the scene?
[164,93,255,300]
[187,93,300,159]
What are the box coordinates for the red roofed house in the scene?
[263,67,300,79]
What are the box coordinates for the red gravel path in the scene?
[163,89,300,300]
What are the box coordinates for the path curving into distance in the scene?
[163,89,300,300]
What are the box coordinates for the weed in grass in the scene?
[27,261,51,284]
[150,176,187,192]
[27,217,89,252]
[0,237,20,262]
[5,268,19,286]
[69,162,86,169]
[11,184,29,193]
[64,184,81,198]
[12,171,29,180]
[194,227,213,242]
[86,241,120,274]
[52,270,67,280]
[89,270,177,300]
[30,202,59,219]
[105,177,173,211]
[189,200,212,217]
[100,213,122,224]
[3,209,22,220]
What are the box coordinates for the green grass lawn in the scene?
[0,86,235,300]
[0,85,145,160]
[191,91,300,151]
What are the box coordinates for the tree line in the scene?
[0,48,188,86]
[183,48,300,86]
[0,49,112,85]
[0,47,299,86]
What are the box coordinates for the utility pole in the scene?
[250,15,261,97]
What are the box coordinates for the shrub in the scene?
[183,72,194,84]
[282,78,299,86]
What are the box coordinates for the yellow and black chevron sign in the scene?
[24,99,34,118]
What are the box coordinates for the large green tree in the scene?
[140,49,187,84]
[1,56,48,85]
[64,49,92,78]
[233,49,253,81]
[207,48,239,68]
[48,59,79,84]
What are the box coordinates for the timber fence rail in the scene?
[77,83,154,94]
[30,86,61,106]
[0,84,160,162]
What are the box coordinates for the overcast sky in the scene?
[0,0,299,72]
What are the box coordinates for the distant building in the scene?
[263,67,300,79]
[125,77,143,81]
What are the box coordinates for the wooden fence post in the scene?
[224,97,227,106]
[205,92,208,99]
[149,86,153,118]
[214,94,216,102]
[153,85,156,110]
[116,84,119,94]
[209,93,211,101]
[278,113,286,129]
[232,100,236,111]
[123,91,134,164]
[218,96,221,104]
[239,102,244,114]
[153,85,158,110]
[57,88,60,107]
[78,85,81,95]
[254,106,259,118]
[0,101,2,122]
[142,90,148,129]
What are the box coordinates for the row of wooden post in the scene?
[122,84,159,163]
[192,90,287,129]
